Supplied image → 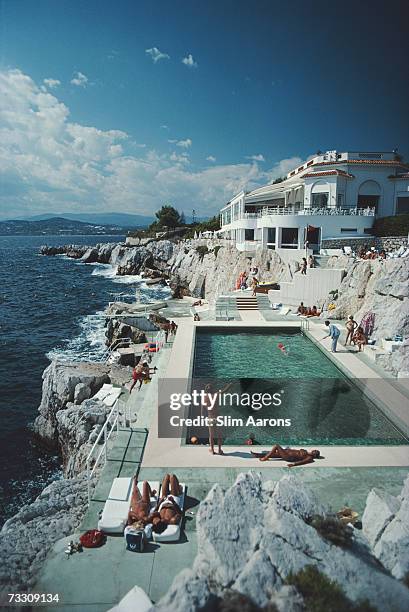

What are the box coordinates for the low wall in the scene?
[268,267,345,307]
[321,236,408,251]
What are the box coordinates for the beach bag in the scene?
[79,529,105,548]
[125,529,146,552]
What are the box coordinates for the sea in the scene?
[0,235,171,526]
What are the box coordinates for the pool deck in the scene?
[141,315,409,470]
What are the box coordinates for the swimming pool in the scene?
[190,327,408,446]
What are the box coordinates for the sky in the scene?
[0,0,408,220]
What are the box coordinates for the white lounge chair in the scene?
[152,483,186,543]
[98,477,132,534]
[93,384,122,407]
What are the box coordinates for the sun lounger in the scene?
[93,384,122,407]
[152,483,187,543]
[98,477,133,534]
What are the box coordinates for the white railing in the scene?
[98,337,132,364]
[261,206,376,217]
[300,318,310,331]
[86,397,122,504]
[236,241,259,252]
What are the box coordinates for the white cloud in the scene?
[70,71,88,87]
[206,155,216,162]
[43,78,61,89]
[182,54,198,68]
[170,151,190,164]
[268,156,303,180]
[168,138,191,148]
[145,47,170,63]
[176,138,192,149]
[245,154,265,162]
[0,68,301,219]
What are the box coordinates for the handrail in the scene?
[86,396,122,504]
[300,318,310,331]
[99,337,132,364]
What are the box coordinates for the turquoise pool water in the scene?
[191,328,408,446]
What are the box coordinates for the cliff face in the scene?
[41,240,296,304]
[33,361,132,476]
[154,472,409,612]
[328,257,409,340]
[167,241,293,304]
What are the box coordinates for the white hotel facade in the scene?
[219,150,409,252]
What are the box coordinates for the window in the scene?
[267,228,276,243]
[244,229,254,241]
[281,227,298,248]
[312,193,328,208]
[357,195,379,211]
[340,228,357,233]
[396,197,409,214]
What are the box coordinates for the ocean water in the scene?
[0,235,170,525]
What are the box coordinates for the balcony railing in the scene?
[260,206,376,217]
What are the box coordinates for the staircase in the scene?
[236,295,258,310]
[313,255,330,268]
[256,294,271,310]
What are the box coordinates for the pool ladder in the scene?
[300,318,310,332]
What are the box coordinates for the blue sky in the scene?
[0,0,408,219]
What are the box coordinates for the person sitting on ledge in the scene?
[251,444,321,467]
[306,305,320,317]
[297,302,307,315]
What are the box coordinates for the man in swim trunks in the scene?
[251,444,321,467]
[130,361,151,392]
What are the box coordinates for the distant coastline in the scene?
[0,216,140,236]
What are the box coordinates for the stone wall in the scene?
[322,236,408,251]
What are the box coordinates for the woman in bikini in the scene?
[251,444,321,467]
[352,326,367,352]
[127,478,156,525]
[345,315,357,346]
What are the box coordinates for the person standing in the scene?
[323,320,340,353]
[308,254,315,268]
[344,315,357,346]
[301,258,307,275]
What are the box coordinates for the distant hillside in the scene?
[0,216,133,236]
[15,212,154,227]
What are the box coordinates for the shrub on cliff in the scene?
[373,214,409,237]
[286,566,376,612]
[196,245,209,260]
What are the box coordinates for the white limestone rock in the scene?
[33,361,110,445]
[74,382,91,404]
[0,473,93,596]
[56,398,110,477]
[154,472,409,612]
[362,488,400,548]
[363,474,409,580]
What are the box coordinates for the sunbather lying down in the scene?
[128,473,183,534]
[251,444,321,467]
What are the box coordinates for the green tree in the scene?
[273,177,284,184]
[154,205,182,228]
